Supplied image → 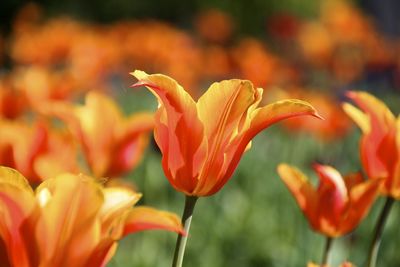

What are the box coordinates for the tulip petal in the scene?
[99,187,141,238]
[277,164,316,222]
[342,103,369,133]
[35,174,104,266]
[314,164,348,234]
[194,80,260,195]
[392,117,400,198]
[249,99,322,138]
[341,178,381,234]
[0,167,35,267]
[122,206,184,236]
[346,91,396,181]
[131,70,206,194]
[218,100,321,194]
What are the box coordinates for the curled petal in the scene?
[341,178,381,234]
[342,103,369,133]
[277,164,316,221]
[345,91,396,181]
[131,70,206,194]
[122,206,185,236]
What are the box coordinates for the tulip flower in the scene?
[0,166,183,267]
[343,91,399,267]
[41,91,154,178]
[0,119,78,183]
[131,70,320,267]
[278,163,381,264]
[343,91,399,198]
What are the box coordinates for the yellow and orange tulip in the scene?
[343,91,400,198]
[0,166,183,267]
[131,70,320,196]
[278,164,381,237]
[42,91,154,178]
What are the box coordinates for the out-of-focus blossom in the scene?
[231,38,281,88]
[320,0,373,45]
[120,21,203,92]
[296,22,333,67]
[42,91,154,178]
[308,261,355,267]
[200,45,232,81]
[343,91,400,198]
[11,18,82,66]
[0,166,183,267]
[277,88,351,141]
[68,31,122,88]
[0,77,27,119]
[194,9,234,44]
[131,70,320,196]
[12,66,79,109]
[267,13,300,41]
[278,164,381,237]
[0,119,78,183]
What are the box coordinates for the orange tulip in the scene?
[42,91,154,178]
[278,164,381,237]
[0,119,78,183]
[0,166,183,267]
[343,91,400,198]
[131,70,320,196]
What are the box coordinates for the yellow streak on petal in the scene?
[342,103,370,133]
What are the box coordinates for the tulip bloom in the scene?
[343,91,400,198]
[131,70,320,197]
[278,164,381,237]
[0,166,183,267]
[42,91,154,178]
[0,119,77,183]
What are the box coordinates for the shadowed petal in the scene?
[277,164,317,221]
[122,206,184,236]
[341,178,381,234]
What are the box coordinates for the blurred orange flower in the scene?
[194,9,234,44]
[231,38,280,88]
[0,77,27,119]
[278,88,351,141]
[42,91,154,178]
[12,66,79,109]
[278,164,381,237]
[343,91,400,198]
[131,70,320,196]
[0,166,183,267]
[0,120,77,183]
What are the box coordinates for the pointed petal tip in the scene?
[313,111,325,121]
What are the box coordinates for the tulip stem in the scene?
[172,195,198,267]
[321,236,333,265]
[367,196,395,267]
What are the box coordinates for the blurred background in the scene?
[1,0,400,266]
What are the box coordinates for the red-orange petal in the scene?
[122,206,184,236]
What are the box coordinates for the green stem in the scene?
[367,197,395,267]
[172,195,198,267]
[321,236,333,265]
